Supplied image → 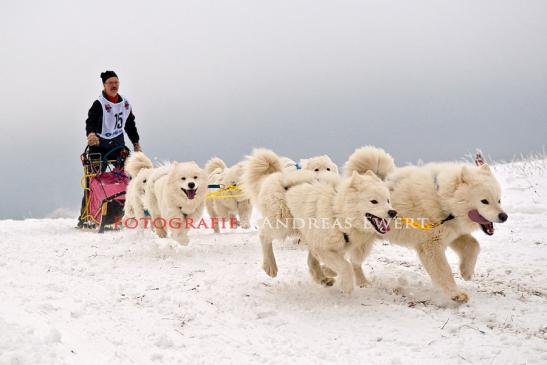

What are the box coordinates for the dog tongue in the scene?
[468,209,490,224]
[186,189,196,200]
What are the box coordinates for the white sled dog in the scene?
[300,155,339,175]
[123,152,154,224]
[205,158,252,233]
[345,146,508,303]
[243,149,395,293]
[142,156,207,245]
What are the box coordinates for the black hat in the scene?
[100,70,118,84]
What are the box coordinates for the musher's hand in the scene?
[87,132,100,146]
[133,143,142,152]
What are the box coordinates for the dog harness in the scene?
[400,214,455,231]
[206,185,244,199]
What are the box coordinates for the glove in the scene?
[133,143,142,152]
[87,133,100,146]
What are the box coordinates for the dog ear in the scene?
[364,169,381,181]
[460,165,473,184]
[348,170,362,189]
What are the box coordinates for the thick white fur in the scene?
[125,152,153,179]
[286,170,394,293]
[123,152,154,223]
[205,157,252,233]
[143,158,207,245]
[345,146,508,303]
[301,155,339,175]
[243,148,393,293]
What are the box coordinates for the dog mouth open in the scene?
[366,213,390,234]
[468,209,494,235]
[181,188,197,200]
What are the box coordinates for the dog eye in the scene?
[326,168,331,171]
[143,179,147,183]
[370,200,378,204]
[181,177,186,181]
[481,199,489,204]
[387,199,390,204]
[498,199,501,204]
[314,168,319,172]
[194,176,198,179]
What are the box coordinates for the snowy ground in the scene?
[1,159,546,365]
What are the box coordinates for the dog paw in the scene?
[355,276,370,288]
[240,222,250,229]
[177,236,190,246]
[322,267,337,278]
[155,228,167,238]
[320,277,335,287]
[339,277,354,295]
[460,264,474,281]
[451,291,469,304]
[263,260,278,278]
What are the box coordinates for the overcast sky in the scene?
[0,0,546,219]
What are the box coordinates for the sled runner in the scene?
[79,146,129,233]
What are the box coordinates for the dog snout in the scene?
[388,210,397,218]
[188,182,196,189]
[498,212,508,222]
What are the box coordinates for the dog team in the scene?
[122,146,508,303]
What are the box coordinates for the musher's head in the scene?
[100,70,119,99]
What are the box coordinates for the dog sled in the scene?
[79,145,129,233]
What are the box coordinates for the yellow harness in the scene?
[206,185,245,199]
[399,214,455,231]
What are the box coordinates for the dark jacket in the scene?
[85,91,140,147]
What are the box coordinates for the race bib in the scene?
[96,94,131,139]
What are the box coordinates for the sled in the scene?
[79,146,129,233]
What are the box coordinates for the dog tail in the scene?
[205,157,227,176]
[125,152,154,178]
[344,146,395,180]
[242,148,282,202]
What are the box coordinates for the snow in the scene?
[1,159,546,364]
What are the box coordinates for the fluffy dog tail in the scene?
[344,146,395,180]
[205,157,227,176]
[242,148,282,202]
[125,152,153,178]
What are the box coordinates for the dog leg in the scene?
[207,202,220,233]
[316,249,354,294]
[215,205,231,232]
[162,208,189,245]
[260,228,278,277]
[174,227,190,246]
[237,200,252,229]
[150,212,167,238]
[449,234,480,281]
[348,241,374,288]
[206,200,220,233]
[308,251,335,287]
[132,201,148,231]
[123,199,135,222]
[416,239,469,303]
